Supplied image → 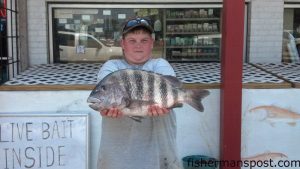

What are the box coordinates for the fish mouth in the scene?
[88,103,100,111]
[87,97,101,104]
[87,97,102,110]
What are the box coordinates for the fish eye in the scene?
[101,85,106,90]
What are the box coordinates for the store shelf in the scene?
[168,59,220,62]
[166,45,219,49]
[164,8,221,62]
[166,32,220,35]
[166,18,220,21]
[171,53,218,57]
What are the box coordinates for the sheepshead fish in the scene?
[87,69,209,120]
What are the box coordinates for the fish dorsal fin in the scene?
[163,75,182,87]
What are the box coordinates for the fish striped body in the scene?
[87,69,209,117]
[119,69,183,107]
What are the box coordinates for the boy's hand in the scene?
[148,105,170,117]
[100,105,170,118]
[100,108,123,118]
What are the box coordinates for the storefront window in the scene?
[165,9,221,62]
[283,7,300,62]
[51,7,221,63]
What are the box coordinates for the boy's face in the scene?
[121,30,154,65]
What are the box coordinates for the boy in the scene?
[97,17,182,169]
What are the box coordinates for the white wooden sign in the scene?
[0,114,89,169]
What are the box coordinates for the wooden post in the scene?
[220,0,245,169]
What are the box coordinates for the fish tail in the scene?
[185,89,210,112]
[280,153,288,158]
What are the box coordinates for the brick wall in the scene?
[27,0,48,65]
[247,0,284,63]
